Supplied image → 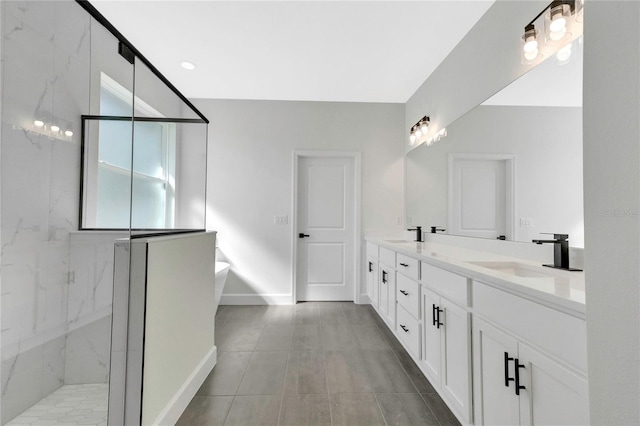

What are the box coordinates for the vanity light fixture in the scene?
[409,116,429,146]
[29,117,74,141]
[522,24,540,61]
[548,2,568,40]
[521,0,582,64]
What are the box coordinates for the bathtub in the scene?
[214,262,230,314]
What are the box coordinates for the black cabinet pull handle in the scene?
[368,262,373,272]
[399,263,408,267]
[400,324,409,332]
[436,307,444,329]
[382,270,388,284]
[299,233,310,238]
[400,290,409,296]
[515,358,526,395]
[432,304,437,327]
[504,352,515,388]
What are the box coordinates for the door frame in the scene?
[448,153,516,240]
[292,151,362,304]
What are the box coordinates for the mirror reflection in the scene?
[406,39,584,247]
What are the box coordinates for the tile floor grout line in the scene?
[185,303,460,425]
[322,326,335,426]
[369,304,447,425]
[275,350,290,426]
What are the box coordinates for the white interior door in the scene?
[296,156,355,301]
[450,157,508,239]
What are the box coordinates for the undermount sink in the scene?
[468,261,555,278]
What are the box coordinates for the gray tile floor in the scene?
[177,302,461,426]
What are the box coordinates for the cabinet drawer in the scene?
[379,247,396,268]
[474,281,587,373]
[396,274,420,319]
[396,253,420,280]
[421,262,470,307]
[366,242,379,260]
[396,305,421,358]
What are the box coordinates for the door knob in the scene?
[298,233,310,238]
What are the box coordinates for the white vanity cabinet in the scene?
[366,258,379,307]
[420,264,473,423]
[473,282,589,426]
[396,264,422,359]
[363,239,588,426]
[377,247,397,329]
[365,243,379,307]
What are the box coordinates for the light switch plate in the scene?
[274,215,288,224]
[520,217,533,227]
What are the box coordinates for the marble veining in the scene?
[1,0,102,422]
[6,383,108,426]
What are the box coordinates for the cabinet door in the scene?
[385,268,396,329]
[518,343,589,426]
[422,288,441,385]
[440,298,472,423]
[367,258,378,307]
[378,264,395,329]
[473,318,520,426]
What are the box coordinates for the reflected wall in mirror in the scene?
[407,39,584,247]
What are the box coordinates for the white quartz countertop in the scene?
[368,238,586,317]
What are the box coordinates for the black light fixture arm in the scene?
[525,0,576,28]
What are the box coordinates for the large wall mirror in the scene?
[406,38,584,248]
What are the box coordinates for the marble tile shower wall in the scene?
[0,1,113,423]
[65,231,126,385]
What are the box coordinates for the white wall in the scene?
[142,232,217,425]
[407,105,584,247]
[195,99,404,303]
[405,0,547,145]
[583,2,639,424]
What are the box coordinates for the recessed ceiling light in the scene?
[181,61,196,70]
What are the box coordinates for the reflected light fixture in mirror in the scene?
[521,0,583,65]
[408,115,448,148]
[409,116,429,147]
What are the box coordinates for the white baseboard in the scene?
[357,293,371,304]
[220,293,293,305]
[151,345,217,426]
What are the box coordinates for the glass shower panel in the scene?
[129,120,208,231]
[130,60,208,234]
[79,14,134,426]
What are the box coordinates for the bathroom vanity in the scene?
[365,238,588,426]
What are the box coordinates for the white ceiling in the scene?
[91,1,495,103]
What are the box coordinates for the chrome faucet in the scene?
[407,226,423,242]
[532,233,582,271]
